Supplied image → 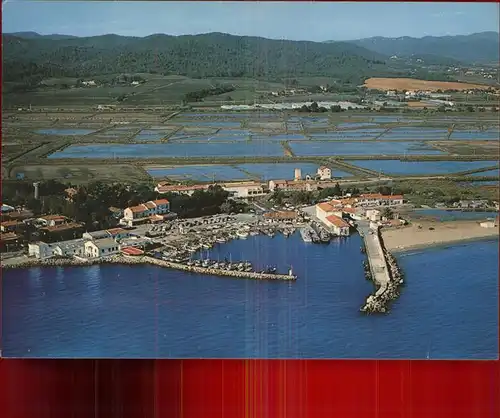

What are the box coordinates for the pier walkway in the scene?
[357,220,390,295]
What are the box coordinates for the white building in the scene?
[53,239,86,257]
[28,242,54,259]
[155,184,209,196]
[356,194,404,207]
[36,215,68,227]
[366,209,382,222]
[315,202,342,223]
[83,228,130,242]
[84,238,120,258]
[317,166,332,180]
[221,182,266,199]
[268,179,318,192]
[324,215,350,236]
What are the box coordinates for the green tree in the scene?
[381,207,393,219]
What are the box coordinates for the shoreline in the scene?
[381,219,499,254]
[389,235,499,254]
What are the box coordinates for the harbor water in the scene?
[2,234,498,359]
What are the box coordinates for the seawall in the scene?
[1,255,297,282]
[360,225,404,314]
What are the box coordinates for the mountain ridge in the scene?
[333,32,499,64]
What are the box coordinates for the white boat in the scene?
[300,228,312,243]
[236,230,249,239]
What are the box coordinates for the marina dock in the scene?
[357,220,403,313]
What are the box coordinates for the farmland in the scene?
[364,77,495,92]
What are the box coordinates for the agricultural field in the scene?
[364,77,495,91]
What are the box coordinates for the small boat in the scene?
[250,230,259,236]
[216,237,227,243]
[266,266,277,274]
[319,230,330,243]
[237,230,249,239]
[300,228,312,243]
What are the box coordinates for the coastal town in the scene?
[2,163,498,314]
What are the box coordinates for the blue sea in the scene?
[2,234,498,359]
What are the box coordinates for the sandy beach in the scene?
[381,220,499,252]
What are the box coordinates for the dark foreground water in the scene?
[2,234,498,359]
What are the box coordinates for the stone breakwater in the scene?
[1,255,297,282]
[361,227,405,314]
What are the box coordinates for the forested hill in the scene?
[3,32,408,85]
[343,32,499,64]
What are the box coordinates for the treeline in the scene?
[2,32,400,87]
[2,180,245,231]
[297,102,346,113]
[184,85,235,102]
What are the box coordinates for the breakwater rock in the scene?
[361,227,405,315]
[1,255,297,282]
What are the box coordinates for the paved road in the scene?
[357,220,390,294]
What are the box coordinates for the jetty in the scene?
[1,255,297,282]
[357,220,404,314]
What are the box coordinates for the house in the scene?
[317,166,332,180]
[84,238,120,258]
[221,182,266,199]
[155,184,209,196]
[108,207,124,219]
[53,239,86,257]
[82,230,110,241]
[37,215,68,227]
[316,202,340,222]
[106,228,130,241]
[122,199,170,225]
[365,209,382,222]
[1,232,22,251]
[324,215,350,236]
[355,194,404,207]
[0,220,22,233]
[28,242,54,259]
[268,179,319,193]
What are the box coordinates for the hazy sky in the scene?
[2,1,499,41]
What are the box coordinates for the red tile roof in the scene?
[325,215,350,228]
[1,220,20,227]
[153,199,170,205]
[129,204,148,213]
[121,247,144,256]
[342,207,356,214]
[40,215,67,221]
[42,222,83,232]
[263,211,298,219]
[157,184,207,193]
[317,202,335,212]
[0,232,18,241]
[144,201,156,209]
[106,228,127,236]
